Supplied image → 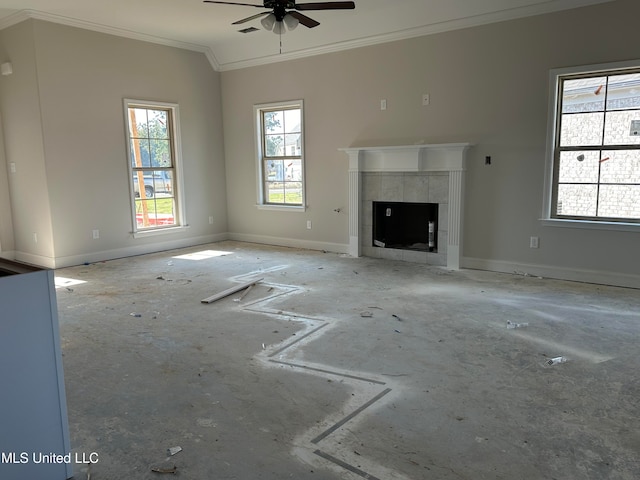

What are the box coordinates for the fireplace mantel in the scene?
[340,143,472,269]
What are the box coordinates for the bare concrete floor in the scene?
[55,241,640,479]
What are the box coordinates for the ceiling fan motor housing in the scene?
[264,1,297,9]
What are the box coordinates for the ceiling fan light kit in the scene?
[204,0,355,33]
[283,13,300,31]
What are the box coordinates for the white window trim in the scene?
[542,59,640,231]
[254,99,306,211]
[124,99,188,237]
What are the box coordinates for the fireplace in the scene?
[340,143,472,269]
[373,201,438,252]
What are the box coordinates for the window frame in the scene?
[543,60,640,231]
[123,99,187,236]
[254,100,306,211]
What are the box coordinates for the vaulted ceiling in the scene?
[0,0,613,70]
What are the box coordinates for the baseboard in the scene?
[14,233,230,269]
[13,251,56,269]
[0,250,17,261]
[227,232,350,255]
[462,256,640,289]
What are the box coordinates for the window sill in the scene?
[132,225,190,238]
[541,218,640,232]
[256,204,306,212]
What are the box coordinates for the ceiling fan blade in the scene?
[294,1,355,11]
[232,12,270,24]
[203,1,265,7]
[288,11,320,28]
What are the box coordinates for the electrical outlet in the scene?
[92,229,100,240]
[9,162,16,173]
[33,233,38,243]
[209,216,214,224]
[422,93,430,106]
[380,99,387,111]
[530,236,539,249]
[306,220,312,230]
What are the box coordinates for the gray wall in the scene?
[0,20,227,267]
[221,0,640,286]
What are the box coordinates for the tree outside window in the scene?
[256,101,304,207]
[125,100,182,231]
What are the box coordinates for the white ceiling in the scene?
[0,0,613,70]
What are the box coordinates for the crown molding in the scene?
[217,0,614,71]
[0,0,614,73]
[0,9,221,72]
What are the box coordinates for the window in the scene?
[545,61,640,225]
[124,100,184,233]
[255,100,304,208]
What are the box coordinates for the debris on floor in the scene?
[507,321,528,329]
[359,311,373,318]
[151,465,177,474]
[167,446,182,456]
[546,356,568,366]
[233,284,254,302]
[201,278,263,304]
[392,314,403,322]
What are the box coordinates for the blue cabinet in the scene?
[0,261,72,480]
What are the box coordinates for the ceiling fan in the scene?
[203,1,355,33]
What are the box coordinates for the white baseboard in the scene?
[10,234,637,290]
[0,250,17,261]
[13,251,56,269]
[13,233,230,269]
[227,232,350,255]
[463,256,640,289]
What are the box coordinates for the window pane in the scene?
[284,109,301,133]
[264,182,283,203]
[285,159,302,181]
[603,110,640,145]
[560,112,604,146]
[283,133,301,156]
[556,184,597,216]
[558,150,600,183]
[606,73,640,110]
[265,134,284,156]
[151,170,174,197]
[600,150,640,183]
[562,77,606,113]
[264,111,283,134]
[129,139,150,168]
[135,197,176,228]
[266,160,284,181]
[149,139,171,167]
[283,182,303,204]
[148,110,168,139]
[129,108,149,137]
[132,170,155,198]
[598,185,640,218]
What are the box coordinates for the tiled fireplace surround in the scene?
[340,144,472,269]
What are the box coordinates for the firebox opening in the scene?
[373,201,438,252]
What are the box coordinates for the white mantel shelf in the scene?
[340,143,473,269]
